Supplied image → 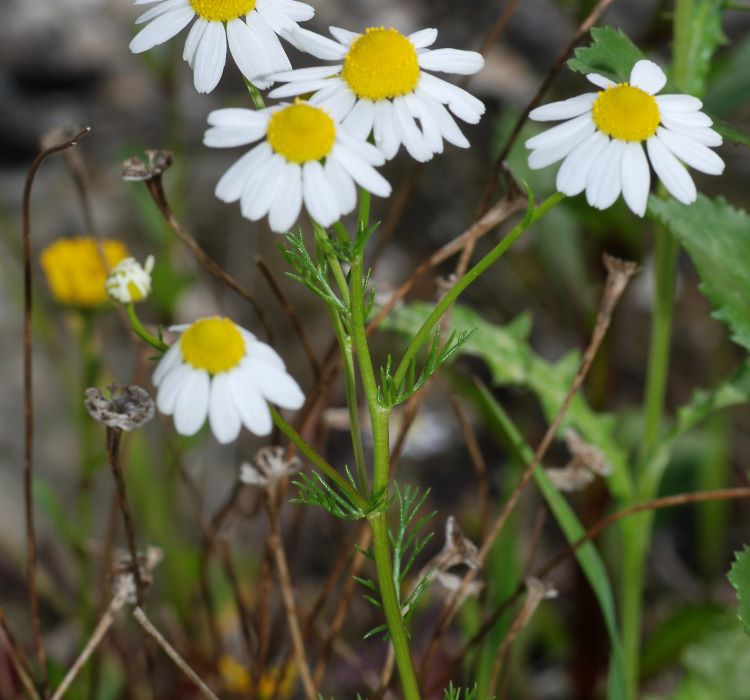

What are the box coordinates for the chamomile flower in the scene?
[106,255,155,304]
[268,26,485,162]
[526,59,725,216]
[204,99,391,231]
[128,0,314,93]
[153,317,304,443]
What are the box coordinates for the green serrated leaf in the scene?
[567,26,645,83]
[728,547,750,634]
[648,195,750,353]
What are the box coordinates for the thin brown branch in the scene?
[478,0,616,214]
[420,254,636,681]
[0,606,40,700]
[141,164,274,342]
[133,607,220,700]
[256,257,321,378]
[22,125,90,693]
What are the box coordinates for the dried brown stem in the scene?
[478,0,616,213]
[256,257,321,378]
[143,171,274,341]
[133,608,220,700]
[0,606,40,700]
[420,254,636,680]
[22,125,90,693]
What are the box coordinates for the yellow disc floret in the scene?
[592,84,661,142]
[40,237,129,308]
[189,0,256,22]
[267,102,336,164]
[342,27,420,100]
[180,317,245,374]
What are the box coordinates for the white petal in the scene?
[268,162,303,232]
[310,83,356,121]
[647,135,696,204]
[405,93,443,154]
[529,93,597,122]
[342,97,375,140]
[328,26,359,46]
[409,28,438,49]
[585,139,626,210]
[193,21,227,93]
[204,124,266,147]
[215,142,273,202]
[207,107,269,128]
[269,79,335,98]
[272,0,314,23]
[335,127,385,165]
[136,0,187,26]
[246,12,292,75]
[229,366,272,436]
[241,155,285,221]
[419,48,484,75]
[244,361,304,409]
[302,161,340,227]
[655,126,724,175]
[272,65,342,82]
[620,142,650,216]
[525,113,595,150]
[660,110,713,130]
[414,89,469,148]
[527,117,594,170]
[324,156,357,215]
[555,130,610,196]
[153,343,181,387]
[288,27,348,60]
[665,124,722,147]
[587,73,616,89]
[227,18,274,87]
[209,373,242,443]
[392,96,432,162]
[183,17,207,67]
[418,73,485,123]
[373,100,400,159]
[173,369,210,436]
[129,7,194,53]
[331,146,391,198]
[630,60,666,95]
[248,340,287,370]
[655,94,703,112]
[156,362,192,415]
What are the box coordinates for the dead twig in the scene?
[0,606,40,700]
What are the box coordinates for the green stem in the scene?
[125,303,169,353]
[349,194,420,699]
[243,79,266,110]
[270,407,368,512]
[393,191,562,386]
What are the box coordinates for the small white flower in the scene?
[268,26,485,162]
[526,59,725,216]
[152,317,304,444]
[128,0,314,93]
[240,446,301,488]
[106,256,155,304]
[204,99,392,231]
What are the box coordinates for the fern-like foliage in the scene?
[444,682,487,700]
[292,468,382,521]
[379,328,476,407]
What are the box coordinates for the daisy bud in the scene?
[106,256,155,304]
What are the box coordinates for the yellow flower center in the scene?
[266,102,336,163]
[180,318,245,374]
[189,0,256,22]
[342,27,420,100]
[39,237,129,308]
[592,84,661,142]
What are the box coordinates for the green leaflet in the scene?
[728,547,750,635]
[648,195,750,354]
[382,302,633,499]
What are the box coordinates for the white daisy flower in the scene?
[267,26,485,162]
[106,255,155,304]
[128,0,314,94]
[204,99,392,231]
[152,317,304,444]
[526,59,725,216]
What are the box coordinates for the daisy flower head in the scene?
[526,59,724,216]
[268,26,486,163]
[128,0,314,94]
[106,255,155,304]
[153,317,304,444]
[204,99,392,232]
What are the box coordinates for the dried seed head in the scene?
[122,150,173,181]
[546,430,612,492]
[240,446,301,488]
[85,384,155,431]
[111,546,163,604]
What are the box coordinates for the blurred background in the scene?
[1,0,750,698]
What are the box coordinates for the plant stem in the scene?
[393,191,561,387]
[126,303,168,353]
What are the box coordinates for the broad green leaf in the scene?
[472,383,627,700]
[383,302,632,498]
[648,196,750,353]
[728,547,750,634]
